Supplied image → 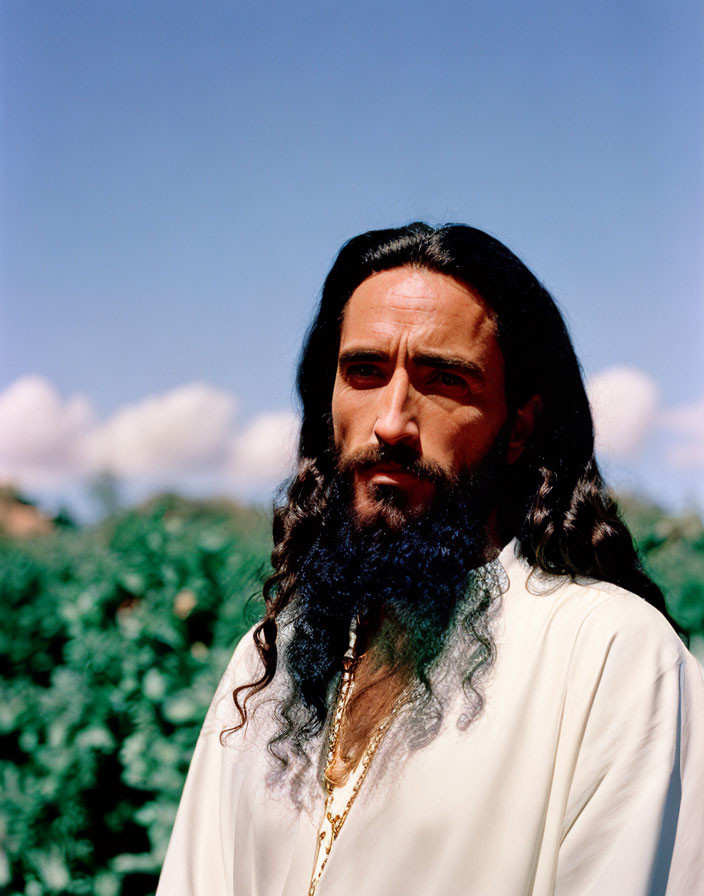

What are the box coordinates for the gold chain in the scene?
[307,618,397,896]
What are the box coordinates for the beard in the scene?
[279,432,508,735]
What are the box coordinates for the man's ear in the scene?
[506,394,542,465]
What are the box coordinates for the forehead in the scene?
[340,267,499,358]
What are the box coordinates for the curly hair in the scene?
[227,222,682,748]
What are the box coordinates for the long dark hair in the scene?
[228,222,682,740]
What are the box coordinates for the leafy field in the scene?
[1,492,702,894]
[0,495,271,896]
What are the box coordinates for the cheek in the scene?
[430,411,494,468]
[330,375,345,439]
[331,406,344,447]
[332,388,379,450]
[331,380,357,447]
[427,417,466,463]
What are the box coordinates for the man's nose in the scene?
[373,369,420,447]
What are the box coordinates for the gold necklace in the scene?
[307,618,398,896]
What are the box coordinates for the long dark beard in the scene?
[276,438,507,752]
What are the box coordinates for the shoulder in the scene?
[562,583,690,691]
[498,539,692,675]
[566,577,683,661]
[201,624,266,732]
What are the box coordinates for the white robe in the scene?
[156,539,704,895]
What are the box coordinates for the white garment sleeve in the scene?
[555,605,704,896]
[156,629,259,896]
[155,728,232,896]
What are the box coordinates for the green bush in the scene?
[618,494,704,637]
[0,491,701,893]
[0,496,270,895]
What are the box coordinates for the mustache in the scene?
[335,444,456,485]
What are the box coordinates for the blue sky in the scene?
[1,0,702,516]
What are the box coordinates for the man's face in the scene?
[331,266,510,526]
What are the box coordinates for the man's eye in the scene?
[430,371,467,391]
[347,364,382,381]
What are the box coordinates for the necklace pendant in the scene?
[327,810,345,839]
[324,752,352,788]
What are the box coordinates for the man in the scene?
[157,223,704,895]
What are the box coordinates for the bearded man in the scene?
[157,224,704,896]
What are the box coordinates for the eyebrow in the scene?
[337,348,485,383]
[338,348,388,365]
[414,352,485,382]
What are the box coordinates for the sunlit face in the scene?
[331,267,511,525]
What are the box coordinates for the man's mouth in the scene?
[361,463,421,482]
[336,448,446,504]
[368,464,418,479]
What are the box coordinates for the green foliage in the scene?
[0,496,271,895]
[1,490,701,893]
[618,494,704,636]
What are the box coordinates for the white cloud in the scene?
[587,366,660,459]
[84,383,237,477]
[660,396,704,469]
[0,376,94,487]
[587,366,704,473]
[229,410,299,484]
[0,376,300,496]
